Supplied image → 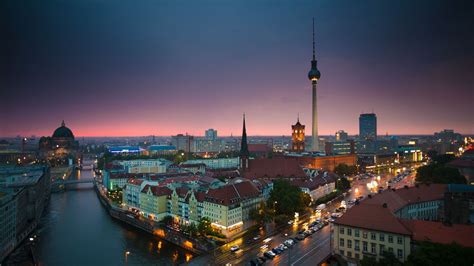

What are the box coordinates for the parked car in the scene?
[272,248,282,254]
[230,245,240,252]
[264,251,276,259]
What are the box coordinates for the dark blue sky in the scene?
[1,0,473,137]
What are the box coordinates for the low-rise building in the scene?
[291,173,337,201]
[332,184,474,263]
[139,185,171,222]
[123,179,146,209]
[183,158,239,170]
[0,189,17,262]
[118,159,172,174]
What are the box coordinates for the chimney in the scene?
[404,185,409,189]
[368,194,372,198]
[382,203,388,208]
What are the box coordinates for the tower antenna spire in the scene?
[312,17,315,61]
[297,113,300,123]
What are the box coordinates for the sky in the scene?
[1,0,473,137]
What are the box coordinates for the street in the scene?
[188,166,417,266]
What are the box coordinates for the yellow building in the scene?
[169,187,205,225]
[332,184,449,263]
[139,185,171,222]
[203,181,261,237]
[332,203,412,262]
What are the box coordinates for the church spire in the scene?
[61,120,65,127]
[240,114,249,157]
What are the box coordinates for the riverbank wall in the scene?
[94,183,212,255]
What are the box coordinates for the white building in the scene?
[183,158,239,169]
[118,159,172,174]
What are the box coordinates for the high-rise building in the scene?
[205,129,217,140]
[335,130,348,141]
[291,117,305,152]
[308,18,321,152]
[359,113,377,141]
[171,134,194,153]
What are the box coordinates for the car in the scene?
[253,236,261,241]
[258,256,267,262]
[278,244,288,250]
[230,245,240,252]
[284,239,294,246]
[272,248,282,254]
[296,234,305,241]
[328,218,335,223]
[260,244,269,250]
[287,220,294,225]
[264,251,276,259]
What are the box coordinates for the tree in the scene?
[431,154,455,164]
[416,164,466,184]
[336,177,351,190]
[334,163,357,176]
[197,217,212,235]
[268,179,309,216]
[162,215,173,226]
[360,252,401,266]
[249,202,273,225]
[405,241,474,266]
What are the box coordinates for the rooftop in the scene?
[243,158,307,179]
[402,220,474,248]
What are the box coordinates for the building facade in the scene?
[291,118,305,152]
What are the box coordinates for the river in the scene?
[36,163,194,266]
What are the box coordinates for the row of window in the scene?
[339,246,404,260]
[339,227,403,244]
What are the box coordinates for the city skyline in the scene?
[2,0,473,137]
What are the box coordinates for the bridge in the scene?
[53,178,96,185]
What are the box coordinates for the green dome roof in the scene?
[52,121,75,139]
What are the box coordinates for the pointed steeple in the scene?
[240,114,249,157]
[61,120,65,127]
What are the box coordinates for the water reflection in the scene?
[37,164,194,265]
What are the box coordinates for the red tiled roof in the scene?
[195,191,206,202]
[290,173,337,190]
[364,184,447,212]
[402,220,474,248]
[127,178,145,186]
[243,158,306,179]
[248,144,272,153]
[141,185,171,196]
[205,181,261,206]
[175,187,190,198]
[334,203,412,235]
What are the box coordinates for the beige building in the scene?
[331,184,474,263]
[139,185,171,222]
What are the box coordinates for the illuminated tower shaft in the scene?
[311,79,319,152]
[308,18,321,152]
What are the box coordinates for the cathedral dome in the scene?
[52,121,75,139]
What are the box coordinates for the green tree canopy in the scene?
[405,241,474,266]
[416,164,465,184]
[268,179,310,216]
[334,163,357,176]
[336,177,351,190]
[249,202,274,225]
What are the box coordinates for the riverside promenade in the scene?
[94,182,213,255]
